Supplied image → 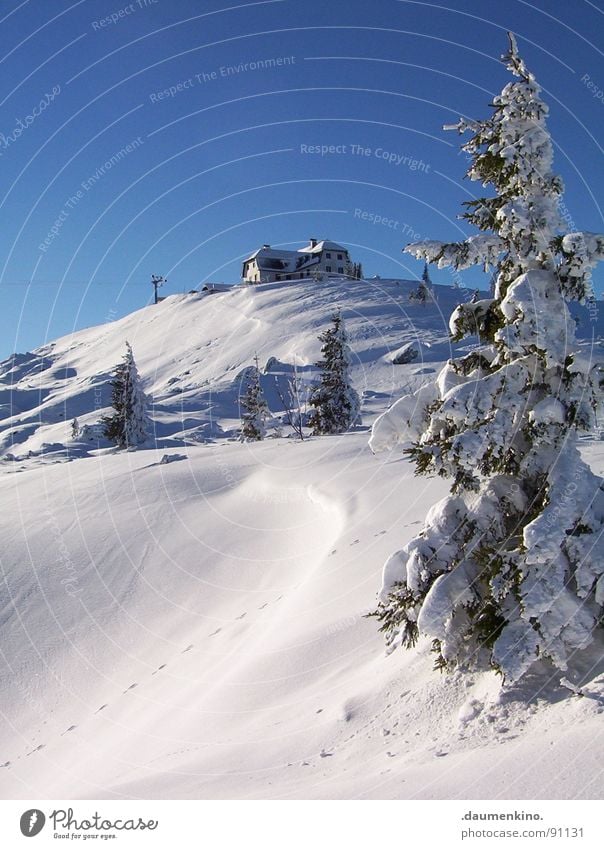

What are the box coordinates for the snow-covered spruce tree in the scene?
[308,312,360,435]
[240,356,269,441]
[370,33,604,683]
[102,342,148,449]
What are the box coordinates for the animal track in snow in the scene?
[61,725,77,735]
[208,628,221,637]
[124,683,138,692]
[235,612,247,620]
[95,704,108,713]
[181,645,194,653]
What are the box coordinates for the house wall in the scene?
[315,249,349,275]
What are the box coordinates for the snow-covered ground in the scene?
[1,277,603,799]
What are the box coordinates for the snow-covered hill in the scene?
[0,276,476,461]
[1,276,603,800]
[2,276,603,464]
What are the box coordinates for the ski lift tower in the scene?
[151,274,167,304]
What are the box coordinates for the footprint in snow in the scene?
[124,683,138,692]
[0,761,10,768]
[61,726,77,736]
[95,704,108,713]
[182,645,194,653]
[374,530,387,537]
[151,664,167,676]
[319,749,333,758]
[350,539,360,546]
[208,628,221,637]
[258,603,268,610]
[27,745,45,756]
[329,550,337,556]
[235,612,247,620]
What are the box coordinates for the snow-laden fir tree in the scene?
[70,417,80,439]
[240,356,269,441]
[309,312,360,435]
[102,342,148,449]
[370,33,604,683]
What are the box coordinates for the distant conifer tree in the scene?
[240,356,269,441]
[102,342,148,449]
[309,312,360,435]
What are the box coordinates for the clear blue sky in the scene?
[1,0,603,357]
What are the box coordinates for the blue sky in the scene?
[1,0,603,357]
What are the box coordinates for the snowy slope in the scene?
[2,276,602,464]
[1,277,603,800]
[1,437,603,800]
[0,277,527,460]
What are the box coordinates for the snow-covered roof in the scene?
[201,283,231,293]
[243,246,320,273]
[244,240,349,267]
[244,247,290,263]
[298,240,348,254]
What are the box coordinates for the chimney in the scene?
[309,237,317,248]
[262,243,270,249]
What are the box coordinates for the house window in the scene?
[337,253,343,260]
[325,252,331,258]
[276,274,281,280]
[338,267,343,273]
[326,265,332,272]
[286,274,291,280]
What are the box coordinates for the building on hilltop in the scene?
[242,238,353,284]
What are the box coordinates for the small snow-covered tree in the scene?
[350,261,364,280]
[309,312,360,435]
[102,342,148,449]
[370,34,604,683]
[275,364,308,440]
[410,267,430,305]
[70,417,80,439]
[240,356,269,441]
